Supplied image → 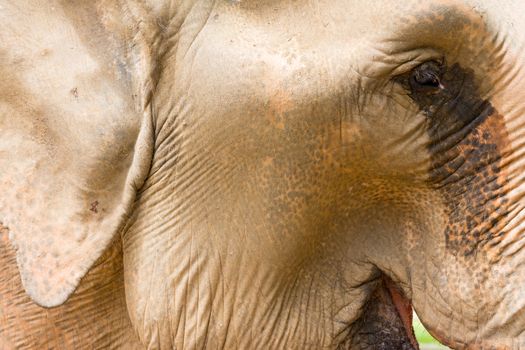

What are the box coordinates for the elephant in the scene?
[1,0,525,349]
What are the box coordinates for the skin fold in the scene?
[1,0,525,349]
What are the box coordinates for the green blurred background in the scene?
[414,314,450,349]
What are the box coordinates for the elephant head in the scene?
[2,0,525,348]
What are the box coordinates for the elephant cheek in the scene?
[412,65,521,347]
[429,108,511,258]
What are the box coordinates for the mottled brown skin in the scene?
[2,0,525,349]
[0,224,142,349]
[396,61,512,257]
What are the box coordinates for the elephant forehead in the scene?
[168,0,509,124]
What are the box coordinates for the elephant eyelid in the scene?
[386,52,445,78]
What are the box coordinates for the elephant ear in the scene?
[0,5,151,307]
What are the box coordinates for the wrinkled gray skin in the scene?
[2,0,525,349]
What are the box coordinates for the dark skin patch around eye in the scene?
[397,62,511,257]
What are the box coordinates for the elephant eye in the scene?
[408,61,444,94]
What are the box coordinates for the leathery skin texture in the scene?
[0,224,143,349]
[2,0,525,349]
